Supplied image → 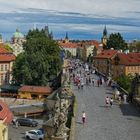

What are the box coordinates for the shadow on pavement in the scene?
[76,121,83,124]
[119,103,140,117]
[99,105,107,108]
[105,92,113,95]
[127,118,140,122]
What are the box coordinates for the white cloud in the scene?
[0,0,140,18]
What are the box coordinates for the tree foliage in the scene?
[106,33,128,51]
[116,74,134,93]
[13,29,62,86]
[129,41,140,52]
[135,41,140,52]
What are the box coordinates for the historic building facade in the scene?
[11,29,26,56]
[0,46,16,86]
[0,99,13,140]
[94,50,118,77]
[112,53,140,79]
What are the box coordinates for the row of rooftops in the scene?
[0,85,52,125]
[0,44,16,62]
[95,50,140,66]
[19,85,53,94]
[59,40,101,49]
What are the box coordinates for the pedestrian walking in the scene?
[97,80,100,87]
[110,97,114,107]
[92,78,94,86]
[82,111,86,125]
[15,120,19,128]
[86,77,88,86]
[105,96,110,107]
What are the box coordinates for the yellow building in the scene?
[112,53,140,79]
[94,50,118,76]
[18,85,53,99]
[79,40,100,61]
[0,99,13,140]
[82,45,95,61]
[59,42,78,57]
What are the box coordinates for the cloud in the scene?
[0,0,140,18]
[0,0,140,40]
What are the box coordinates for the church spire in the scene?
[44,25,49,37]
[64,32,69,43]
[65,32,68,40]
[103,25,107,36]
[102,25,108,47]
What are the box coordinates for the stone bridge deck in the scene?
[72,74,140,140]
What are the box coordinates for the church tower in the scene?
[64,32,69,43]
[44,26,49,37]
[101,25,108,46]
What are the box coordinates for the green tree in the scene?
[106,33,128,51]
[135,41,140,52]
[128,40,140,52]
[116,74,134,93]
[65,50,72,58]
[13,29,62,86]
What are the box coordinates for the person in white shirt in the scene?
[82,111,86,124]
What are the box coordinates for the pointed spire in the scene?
[65,32,68,40]
[103,25,107,36]
[44,25,49,37]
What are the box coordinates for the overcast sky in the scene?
[0,0,140,40]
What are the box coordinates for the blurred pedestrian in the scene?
[82,111,86,125]
[15,120,19,128]
[105,96,110,107]
[110,97,113,107]
[97,80,100,87]
[92,78,94,86]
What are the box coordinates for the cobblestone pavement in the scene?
[73,74,140,140]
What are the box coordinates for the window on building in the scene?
[5,74,8,83]
[5,64,7,71]
[1,64,3,71]
[1,74,4,83]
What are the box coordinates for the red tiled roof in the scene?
[0,54,16,62]
[0,99,13,125]
[0,47,9,53]
[19,85,53,94]
[90,40,100,49]
[0,46,16,62]
[95,50,118,59]
[59,42,78,48]
[116,53,140,66]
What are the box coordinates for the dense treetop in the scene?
[106,33,128,51]
[13,29,62,86]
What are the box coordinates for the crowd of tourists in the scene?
[68,59,128,124]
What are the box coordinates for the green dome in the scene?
[13,29,24,38]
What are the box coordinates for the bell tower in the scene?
[64,32,69,43]
[101,25,108,46]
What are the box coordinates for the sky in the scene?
[0,0,140,41]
